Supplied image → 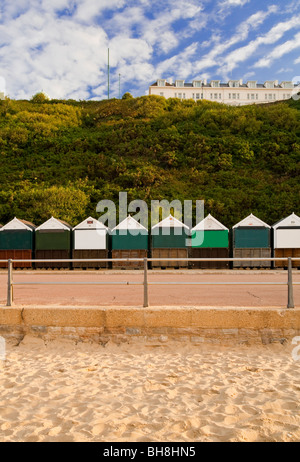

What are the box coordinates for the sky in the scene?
[0,0,300,101]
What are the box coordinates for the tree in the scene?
[122,92,133,100]
[30,92,50,103]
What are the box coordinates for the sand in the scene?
[1,338,300,442]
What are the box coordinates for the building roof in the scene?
[35,216,72,231]
[73,217,109,231]
[191,214,228,232]
[0,217,36,231]
[112,216,148,232]
[273,213,300,229]
[152,215,190,230]
[233,213,270,229]
[150,79,296,89]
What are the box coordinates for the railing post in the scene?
[7,259,13,307]
[143,258,149,307]
[287,257,294,309]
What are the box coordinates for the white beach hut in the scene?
[72,217,110,268]
[273,213,300,268]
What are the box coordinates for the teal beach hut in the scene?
[232,214,271,268]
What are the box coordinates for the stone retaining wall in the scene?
[0,306,300,346]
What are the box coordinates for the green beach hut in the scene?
[0,217,36,268]
[151,215,190,268]
[190,214,229,269]
[111,216,148,269]
[35,217,72,268]
[232,214,271,268]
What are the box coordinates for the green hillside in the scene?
[0,93,299,228]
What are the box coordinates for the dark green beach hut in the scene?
[0,217,36,268]
[111,216,148,268]
[35,217,72,268]
[190,214,229,269]
[232,214,271,268]
[151,215,190,268]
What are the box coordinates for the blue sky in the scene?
[0,0,300,100]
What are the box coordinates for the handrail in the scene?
[3,257,298,309]
[0,257,300,262]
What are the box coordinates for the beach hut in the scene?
[72,217,110,269]
[190,214,229,269]
[111,216,148,269]
[35,217,72,268]
[151,215,190,268]
[232,213,271,268]
[0,217,36,268]
[273,213,300,268]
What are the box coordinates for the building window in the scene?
[183,93,186,99]
[214,93,218,99]
[265,94,268,100]
[219,93,221,100]
[232,93,236,99]
[178,93,182,99]
[160,92,164,96]
[237,94,240,99]
[247,94,250,99]
[251,94,255,100]
[210,93,213,99]
[157,79,165,87]
[196,93,200,100]
[256,94,258,100]
[229,93,231,99]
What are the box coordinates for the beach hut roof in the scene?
[191,214,228,232]
[112,216,148,232]
[232,213,270,229]
[0,217,36,232]
[35,216,72,231]
[273,212,300,229]
[151,215,189,230]
[73,217,109,231]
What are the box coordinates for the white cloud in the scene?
[255,32,300,67]
[155,42,198,78]
[217,14,300,75]
[74,0,125,23]
[1,0,300,99]
[190,6,278,76]
[0,7,109,99]
[221,0,250,5]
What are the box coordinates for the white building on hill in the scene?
[149,79,297,106]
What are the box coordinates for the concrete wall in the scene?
[1,305,300,346]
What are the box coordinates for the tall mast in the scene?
[108,48,110,100]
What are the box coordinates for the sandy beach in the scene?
[1,338,300,442]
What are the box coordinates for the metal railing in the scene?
[2,257,299,309]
